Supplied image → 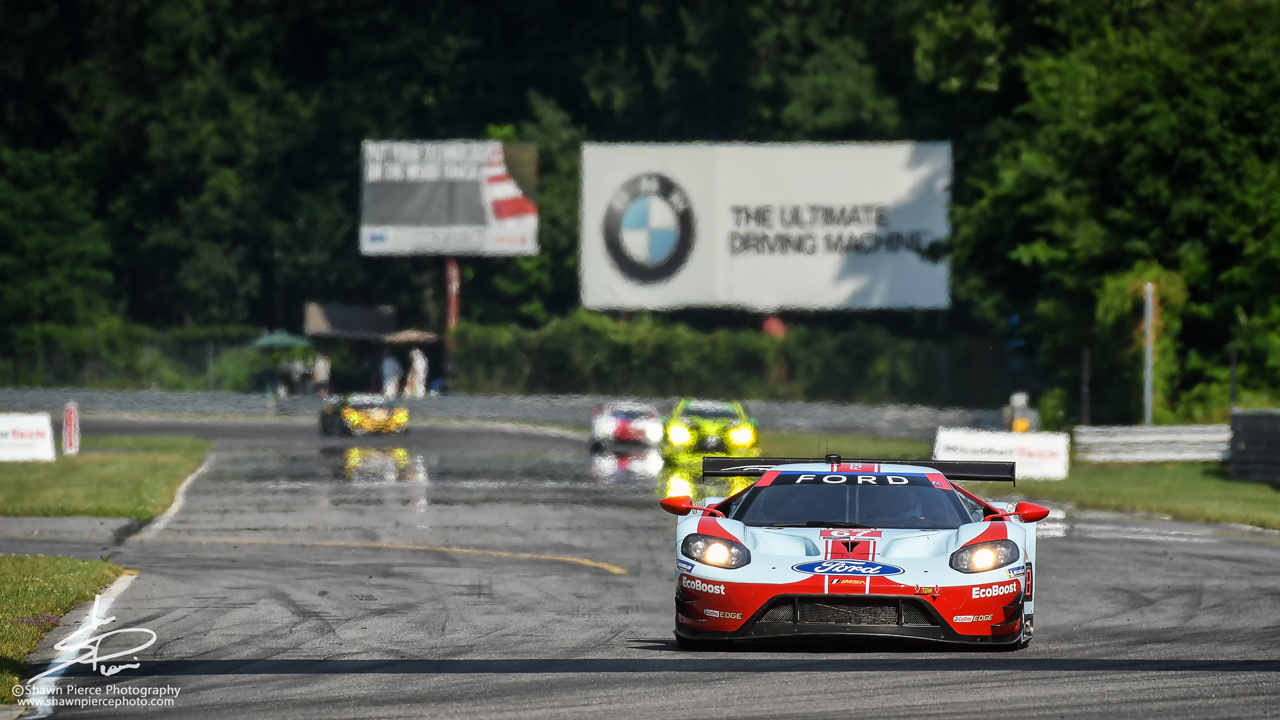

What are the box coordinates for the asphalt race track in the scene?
[7,418,1280,719]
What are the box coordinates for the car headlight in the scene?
[665,471,693,497]
[681,533,751,569]
[342,409,360,425]
[950,540,1020,573]
[393,409,409,424]
[594,416,617,439]
[667,423,693,446]
[727,424,756,447]
[644,422,663,444]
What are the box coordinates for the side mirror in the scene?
[1016,502,1050,523]
[659,495,725,517]
[660,495,696,516]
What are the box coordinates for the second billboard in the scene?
[580,142,951,310]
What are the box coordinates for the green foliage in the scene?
[1036,387,1068,431]
[945,0,1280,423]
[457,310,1024,406]
[0,148,112,329]
[4,0,1280,420]
[5,323,260,389]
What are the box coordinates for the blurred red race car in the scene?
[590,401,663,451]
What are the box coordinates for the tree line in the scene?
[2,0,1278,422]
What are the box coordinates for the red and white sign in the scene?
[933,427,1070,480]
[0,413,56,462]
[63,402,80,456]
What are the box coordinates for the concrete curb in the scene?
[0,517,138,544]
[138,452,216,538]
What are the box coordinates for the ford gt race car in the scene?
[661,455,1048,650]
[319,394,409,436]
[662,399,759,462]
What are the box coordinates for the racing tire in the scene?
[996,610,1032,652]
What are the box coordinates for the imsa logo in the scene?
[602,174,696,284]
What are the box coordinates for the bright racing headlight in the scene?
[667,423,693,446]
[949,540,1020,573]
[727,424,756,447]
[643,422,663,444]
[393,409,409,424]
[681,533,751,569]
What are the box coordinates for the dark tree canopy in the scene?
[3,0,1280,419]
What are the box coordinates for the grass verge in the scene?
[0,435,210,519]
[760,431,1280,530]
[1016,461,1280,530]
[0,555,122,704]
[758,431,932,460]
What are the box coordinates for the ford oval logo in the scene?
[792,560,904,576]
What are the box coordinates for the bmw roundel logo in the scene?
[602,173,695,284]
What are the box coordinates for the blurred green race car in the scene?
[662,398,760,462]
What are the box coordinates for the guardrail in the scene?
[0,388,1003,440]
[1073,425,1231,463]
[1230,410,1280,484]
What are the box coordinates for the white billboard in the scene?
[360,141,538,256]
[580,142,951,310]
[933,428,1070,481]
[0,413,56,462]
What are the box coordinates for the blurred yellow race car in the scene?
[319,394,409,436]
[662,398,759,463]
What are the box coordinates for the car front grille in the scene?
[756,597,939,628]
[799,601,898,626]
[901,603,937,627]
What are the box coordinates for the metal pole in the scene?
[1143,282,1155,426]
[445,258,460,392]
[1081,348,1091,426]
[1230,347,1238,407]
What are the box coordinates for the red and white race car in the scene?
[590,401,663,451]
[661,455,1047,649]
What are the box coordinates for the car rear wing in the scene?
[700,455,1016,485]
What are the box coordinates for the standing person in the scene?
[405,348,428,398]
[381,352,404,399]
[313,353,331,398]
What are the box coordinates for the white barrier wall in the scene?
[0,412,56,462]
[1074,425,1229,462]
[934,427,1070,480]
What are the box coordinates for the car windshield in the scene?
[731,472,971,530]
[611,407,655,419]
[680,403,739,421]
[347,395,386,409]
